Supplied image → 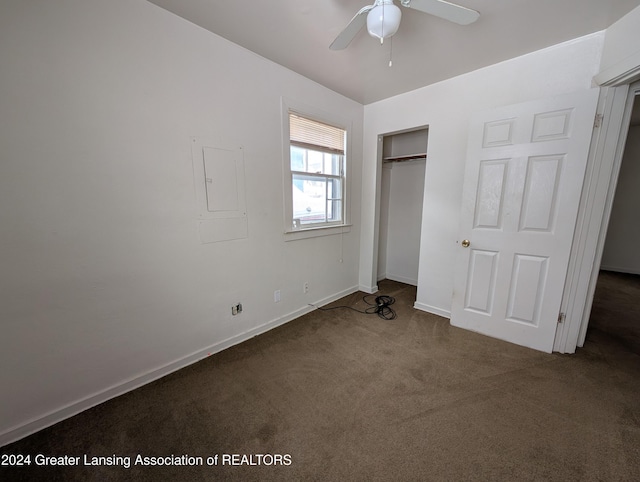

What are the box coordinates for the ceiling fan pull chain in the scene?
[389,36,393,67]
[381,2,385,43]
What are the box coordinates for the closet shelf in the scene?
[383,152,427,163]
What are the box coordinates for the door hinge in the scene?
[594,113,604,128]
[558,312,566,323]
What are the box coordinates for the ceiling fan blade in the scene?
[330,5,375,50]
[404,0,479,25]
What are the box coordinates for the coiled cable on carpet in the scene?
[309,294,397,320]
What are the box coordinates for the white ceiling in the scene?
[147,0,640,105]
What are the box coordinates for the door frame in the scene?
[370,125,429,293]
[554,81,640,353]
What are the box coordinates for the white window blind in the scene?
[289,113,345,155]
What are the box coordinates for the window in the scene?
[287,112,346,230]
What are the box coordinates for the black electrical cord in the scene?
[309,294,397,320]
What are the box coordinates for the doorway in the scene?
[586,91,640,354]
[376,127,428,289]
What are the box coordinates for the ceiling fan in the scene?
[330,0,480,50]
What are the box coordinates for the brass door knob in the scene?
[461,239,471,248]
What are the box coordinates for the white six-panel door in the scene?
[451,90,599,353]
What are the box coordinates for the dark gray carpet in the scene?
[2,278,639,481]
[587,270,640,356]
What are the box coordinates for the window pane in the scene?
[291,146,305,171]
[328,178,342,201]
[291,147,343,176]
[327,178,342,223]
[326,153,342,176]
[328,199,342,223]
[292,174,327,224]
[307,150,323,173]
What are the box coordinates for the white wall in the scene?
[597,5,640,83]
[0,0,363,444]
[359,32,605,316]
[601,125,640,274]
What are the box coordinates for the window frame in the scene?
[290,147,343,227]
[282,98,351,240]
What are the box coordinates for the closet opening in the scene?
[377,127,428,293]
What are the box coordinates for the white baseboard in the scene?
[311,286,360,308]
[359,284,378,294]
[414,301,451,319]
[385,273,418,286]
[599,265,640,276]
[0,285,359,448]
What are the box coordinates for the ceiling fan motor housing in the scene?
[367,0,402,40]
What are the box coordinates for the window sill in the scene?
[284,224,352,241]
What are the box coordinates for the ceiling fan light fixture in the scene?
[366,2,402,41]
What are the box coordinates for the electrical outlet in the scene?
[274,290,281,303]
[303,282,309,294]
